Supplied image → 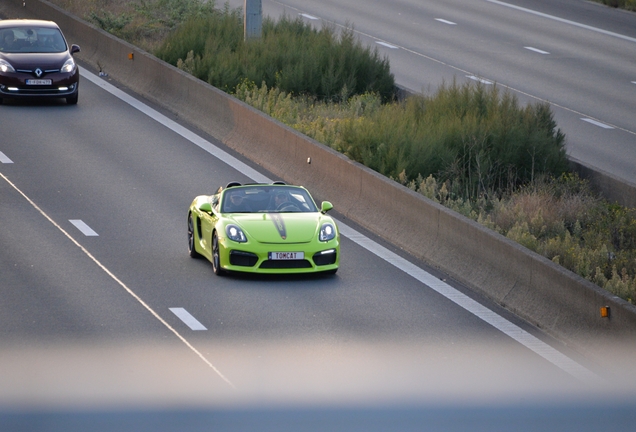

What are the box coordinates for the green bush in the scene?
[343,81,568,198]
[236,79,569,196]
[156,11,395,100]
[593,0,636,11]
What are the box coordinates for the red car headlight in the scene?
[61,58,75,73]
[0,59,15,73]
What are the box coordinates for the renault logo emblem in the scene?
[35,68,43,77]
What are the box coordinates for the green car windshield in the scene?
[221,186,319,213]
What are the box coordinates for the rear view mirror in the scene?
[321,201,333,214]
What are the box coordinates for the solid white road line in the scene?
[435,19,457,25]
[486,0,636,44]
[524,46,550,55]
[339,223,602,384]
[581,118,614,129]
[69,219,99,236]
[299,13,318,20]
[0,151,13,164]
[81,68,270,185]
[0,172,235,389]
[170,308,208,331]
[80,67,601,384]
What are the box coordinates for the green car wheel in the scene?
[188,213,201,258]
[212,231,225,276]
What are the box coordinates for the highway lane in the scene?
[225,0,636,184]
[0,63,609,410]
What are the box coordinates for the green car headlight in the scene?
[226,224,247,243]
[319,223,336,242]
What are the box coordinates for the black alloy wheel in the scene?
[188,213,201,258]
[212,231,225,276]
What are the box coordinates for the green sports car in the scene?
[187,182,340,275]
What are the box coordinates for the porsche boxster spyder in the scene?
[187,182,339,275]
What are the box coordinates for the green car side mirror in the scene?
[321,201,333,214]
[199,202,213,213]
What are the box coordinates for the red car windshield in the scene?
[0,27,67,54]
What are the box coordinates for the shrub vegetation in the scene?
[236,79,568,199]
[156,11,395,101]
[593,0,636,11]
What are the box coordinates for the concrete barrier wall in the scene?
[8,0,636,361]
[569,158,636,209]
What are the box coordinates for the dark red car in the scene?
[0,19,80,105]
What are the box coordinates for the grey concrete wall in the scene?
[569,157,636,208]
[8,0,636,362]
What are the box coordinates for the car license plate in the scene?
[268,252,304,260]
[26,79,52,85]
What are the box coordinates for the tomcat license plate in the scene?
[26,79,52,85]
[268,252,304,260]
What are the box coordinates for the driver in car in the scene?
[1,30,16,51]
[225,191,251,213]
[274,192,289,209]
[273,192,299,211]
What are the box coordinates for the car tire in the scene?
[212,231,225,276]
[66,92,78,105]
[0,98,3,105]
[188,213,201,258]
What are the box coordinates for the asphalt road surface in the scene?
[1,63,635,430]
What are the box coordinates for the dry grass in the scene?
[492,180,599,239]
[48,0,210,51]
[49,0,133,18]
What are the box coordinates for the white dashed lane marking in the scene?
[435,18,457,25]
[69,219,99,236]
[581,118,614,129]
[524,46,550,55]
[0,151,13,164]
[170,308,208,331]
[466,75,493,85]
[376,41,398,49]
